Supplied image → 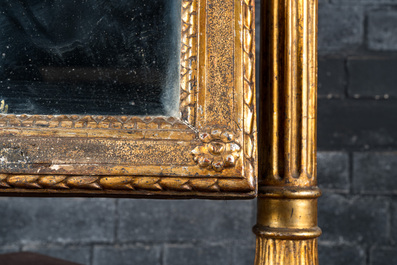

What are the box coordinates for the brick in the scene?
[318,58,346,98]
[353,152,397,194]
[93,245,161,265]
[164,245,232,265]
[318,244,366,265]
[348,57,397,98]
[318,193,388,243]
[318,5,364,53]
[390,201,397,241]
[368,9,397,51]
[318,99,397,150]
[0,246,20,255]
[22,246,91,265]
[0,198,115,245]
[117,199,254,243]
[370,246,397,265]
[233,245,255,265]
[318,152,350,192]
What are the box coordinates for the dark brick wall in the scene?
[0,1,395,264]
[0,199,256,265]
[317,0,397,264]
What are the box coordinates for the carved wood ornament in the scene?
[0,0,257,199]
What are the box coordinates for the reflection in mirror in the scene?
[0,0,181,116]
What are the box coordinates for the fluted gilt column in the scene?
[254,0,320,264]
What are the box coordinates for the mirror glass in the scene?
[0,0,181,116]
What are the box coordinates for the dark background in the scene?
[0,0,396,264]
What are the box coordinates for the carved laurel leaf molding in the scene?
[180,0,198,125]
[242,0,256,187]
[0,174,253,194]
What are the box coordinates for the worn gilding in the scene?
[255,238,318,265]
[0,0,257,199]
[255,0,319,263]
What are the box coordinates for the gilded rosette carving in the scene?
[191,130,241,171]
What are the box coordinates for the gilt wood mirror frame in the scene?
[0,0,257,199]
[0,0,321,264]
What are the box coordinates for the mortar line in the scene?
[366,245,371,265]
[89,244,94,265]
[160,243,165,265]
[114,199,120,243]
[387,198,393,245]
[348,152,354,194]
